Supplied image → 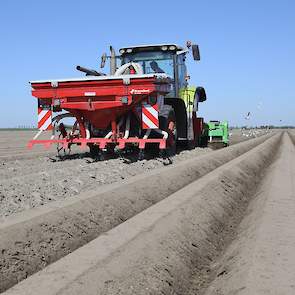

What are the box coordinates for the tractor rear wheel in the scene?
[199,135,209,147]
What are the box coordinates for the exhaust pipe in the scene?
[110,46,117,75]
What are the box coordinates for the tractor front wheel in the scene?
[89,144,105,160]
[165,110,177,156]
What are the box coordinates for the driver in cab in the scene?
[150,61,165,73]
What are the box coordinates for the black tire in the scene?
[186,140,196,150]
[199,136,208,147]
[165,109,177,156]
[89,144,100,157]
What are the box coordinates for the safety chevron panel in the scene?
[38,107,53,131]
[142,103,159,129]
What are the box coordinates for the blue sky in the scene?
[0,0,294,127]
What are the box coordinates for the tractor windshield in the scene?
[121,51,174,77]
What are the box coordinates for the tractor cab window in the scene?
[177,53,188,90]
[121,51,174,77]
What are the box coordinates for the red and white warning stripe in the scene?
[142,103,159,129]
[38,107,53,130]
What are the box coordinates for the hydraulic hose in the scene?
[114,62,143,76]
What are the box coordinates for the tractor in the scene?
[28,41,208,159]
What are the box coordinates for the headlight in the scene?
[126,48,133,53]
[161,46,168,51]
[169,45,176,50]
[119,49,125,54]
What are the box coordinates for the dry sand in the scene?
[1,129,290,295]
[2,132,282,295]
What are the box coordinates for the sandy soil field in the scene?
[0,129,268,219]
[2,129,293,295]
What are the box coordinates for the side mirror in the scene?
[192,45,200,61]
[196,87,206,102]
[100,53,107,68]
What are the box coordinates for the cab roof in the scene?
[119,44,183,54]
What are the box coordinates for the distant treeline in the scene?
[230,125,295,129]
[0,127,38,131]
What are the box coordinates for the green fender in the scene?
[179,86,197,113]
